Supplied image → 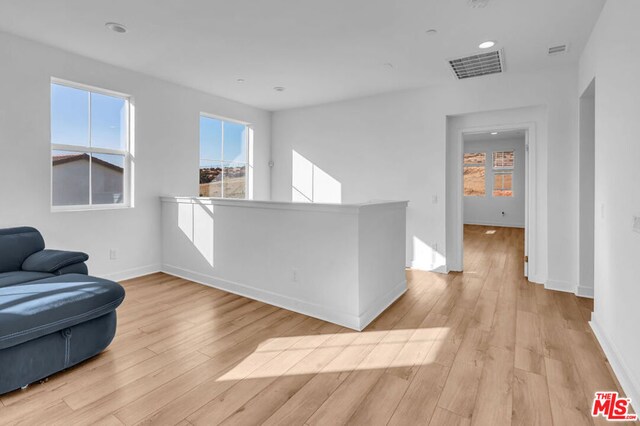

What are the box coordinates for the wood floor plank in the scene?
[471,345,514,425]
[512,368,553,426]
[1,225,626,426]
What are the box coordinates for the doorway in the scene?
[446,118,538,282]
[462,129,528,275]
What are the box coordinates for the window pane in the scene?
[493,172,513,197]
[200,117,223,161]
[92,153,125,204]
[223,163,247,199]
[464,152,485,165]
[223,121,247,163]
[52,150,90,206]
[493,151,514,169]
[200,161,223,197]
[91,92,127,150]
[51,84,89,147]
[464,166,485,196]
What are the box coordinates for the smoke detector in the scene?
[449,49,504,80]
[548,44,569,56]
[468,0,489,8]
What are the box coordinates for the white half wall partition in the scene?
[160,197,408,330]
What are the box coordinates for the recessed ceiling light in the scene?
[274,87,286,92]
[105,22,127,33]
[425,29,438,36]
[491,132,498,135]
[236,78,245,83]
[479,40,495,49]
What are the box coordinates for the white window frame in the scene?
[492,150,514,169]
[50,78,133,212]
[199,112,252,199]
[492,150,514,197]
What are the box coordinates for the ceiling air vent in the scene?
[448,50,504,80]
[548,44,568,56]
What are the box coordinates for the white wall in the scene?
[0,31,271,279]
[579,0,640,409]
[272,68,578,287]
[463,137,526,228]
[161,197,407,330]
[578,83,595,298]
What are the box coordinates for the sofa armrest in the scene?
[22,249,89,274]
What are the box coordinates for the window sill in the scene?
[51,204,133,213]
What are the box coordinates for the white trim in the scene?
[162,264,372,330]
[358,280,407,329]
[590,316,640,415]
[409,262,448,274]
[100,264,161,282]
[545,279,576,293]
[463,221,524,228]
[51,203,131,213]
[576,285,594,298]
[160,196,408,215]
[200,111,251,126]
[449,121,537,280]
[50,78,133,211]
[51,77,130,99]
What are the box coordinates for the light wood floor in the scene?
[0,225,631,425]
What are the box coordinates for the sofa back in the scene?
[0,227,45,273]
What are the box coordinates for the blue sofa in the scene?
[0,227,125,394]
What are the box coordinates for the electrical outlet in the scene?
[633,215,640,233]
[432,195,438,204]
[109,249,118,260]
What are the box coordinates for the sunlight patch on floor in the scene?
[215,328,449,381]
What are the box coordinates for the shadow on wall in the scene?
[292,150,341,204]
[178,199,215,267]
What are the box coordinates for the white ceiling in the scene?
[465,129,526,143]
[0,0,605,111]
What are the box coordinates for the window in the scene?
[463,152,486,196]
[199,115,250,199]
[492,151,514,196]
[51,80,131,209]
[493,151,514,169]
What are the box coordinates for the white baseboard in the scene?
[358,280,407,330]
[409,261,448,274]
[463,221,525,229]
[590,316,640,414]
[162,264,401,331]
[576,285,594,299]
[527,274,545,285]
[545,279,577,294]
[100,264,161,282]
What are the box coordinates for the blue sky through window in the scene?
[200,116,247,163]
[200,116,222,160]
[51,83,126,151]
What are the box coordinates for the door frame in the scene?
[449,121,538,281]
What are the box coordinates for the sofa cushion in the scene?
[22,250,89,273]
[0,274,125,350]
[0,227,45,273]
[0,271,55,288]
